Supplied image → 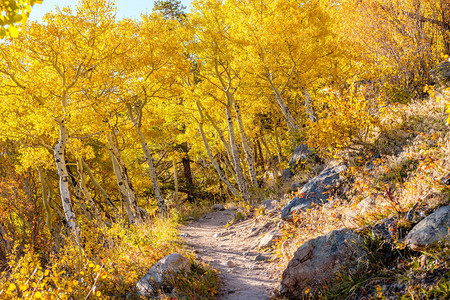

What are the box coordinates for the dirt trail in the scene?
[181,208,280,300]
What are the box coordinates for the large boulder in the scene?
[431,60,450,85]
[281,144,313,182]
[280,229,368,298]
[281,168,294,182]
[135,253,191,297]
[288,144,312,169]
[405,206,450,251]
[281,164,347,220]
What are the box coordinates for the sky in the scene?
[29,0,193,21]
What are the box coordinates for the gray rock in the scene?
[280,229,368,298]
[355,217,399,243]
[213,204,225,211]
[136,253,191,297]
[290,182,302,192]
[281,164,347,221]
[288,144,312,169]
[258,230,281,249]
[213,231,232,238]
[405,206,450,251]
[282,168,294,182]
[261,199,278,210]
[254,254,269,262]
[431,60,450,84]
[441,173,450,185]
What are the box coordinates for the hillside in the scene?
[0,0,449,299]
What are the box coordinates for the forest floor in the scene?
[180,208,282,299]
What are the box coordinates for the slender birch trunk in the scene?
[54,119,80,242]
[37,168,52,235]
[233,100,258,188]
[274,123,282,164]
[267,77,300,134]
[302,89,318,123]
[77,158,101,221]
[201,105,234,166]
[108,147,135,224]
[196,102,240,198]
[81,158,117,211]
[214,62,250,202]
[173,160,179,203]
[127,104,167,217]
[225,94,250,202]
[107,133,141,224]
[44,178,65,220]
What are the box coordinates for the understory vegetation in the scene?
[0,0,449,299]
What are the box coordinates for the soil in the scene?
[181,208,282,300]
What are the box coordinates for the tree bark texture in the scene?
[127,104,167,217]
[233,100,258,188]
[54,119,80,242]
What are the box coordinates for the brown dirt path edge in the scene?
[180,208,280,300]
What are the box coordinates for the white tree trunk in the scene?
[37,168,52,234]
[54,119,80,242]
[201,106,234,167]
[107,133,141,224]
[77,158,100,221]
[233,100,258,188]
[267,77,300,134]
[302,89,318,123]
[173,160,179,202]
[196,102,240,198]
[127,104,167,217]
[81,158,118,211]
[225,94,250,202]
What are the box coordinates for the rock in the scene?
[258,230,281,249]
[254,254,269,262]
[371,218,399,242]
[281,168,294,182]
[431,60,450,84]
[281,164,347,221]
[179,232,190,238]
[355,217,400,243]
[344,197,390,227]
[213,204,225,211]
[281,240,291,258]
[136,253,191,297]
[290,182,302,192]
[227,260,236,268]
[441,173,450,185]
[288,144,312,169]
[213,231,233,238]
[280,229,368,298]
[248,227,257,234]
[405,206,450,251]
[261,199,278,210]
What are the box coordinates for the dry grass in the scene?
[277,90,450,265]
